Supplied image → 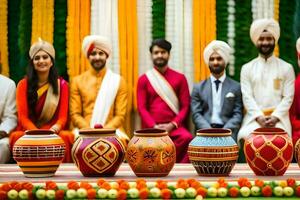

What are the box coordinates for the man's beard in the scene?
[209,65,225,75]
[258,44,275,56]
[91,59,106,71]
[153,58,168,68]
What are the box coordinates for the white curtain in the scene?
[137,0,152,76]
[90,0,120,73]
[165,0,194,91]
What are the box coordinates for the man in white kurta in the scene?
[238,18,295,143]
[0,74,17,163]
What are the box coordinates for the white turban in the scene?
[29,38,55,59]
[297,37,300,53]
[203,40,232,65]
[82,35,112,57]
[250,18,280,45]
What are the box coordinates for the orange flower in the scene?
[117,189,127,200]
[261,185,272,197]
[0,183,11,192]
[156,181,168,190]
[55,189,65,200]
[101,182,111,190]
[80,181,93,190]
[67,181,80,190]
[139,188,149,199]
[191,181,202,189]
[21,182,34,191]
[228,187,239,197]
[187,178,197,186]
[136,178,146,185]
[254,179,264,187]
[45,181,57,190]
[177,179,189,189]
[245,181,252,188]
[97,179,106,187]
[161,188,172,199]
[136,182,147,190]
[238,177,249,187]
[0,190,7,200]
[119,181,130,190]
[197,187,207,198]
[87,188,96,199]
[287,178,296,188]
[12,183,22,192]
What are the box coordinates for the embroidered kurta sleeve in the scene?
[104,77,128,129]
[16,79,38,130]
[172,75,190,127]
[240,65,264,120]
[70,77,89,128]
[272,64,295,121]
[0,80,17,133]
[137,76,156,127]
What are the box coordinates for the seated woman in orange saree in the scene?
[9,39,73,162]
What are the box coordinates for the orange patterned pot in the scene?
[126,129,176,177]
[244,127,293,176]
[13,130,66,177]
[188,128,239,176]
[72,129,125,177]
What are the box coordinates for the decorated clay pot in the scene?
[126,128,176,177]
[244,127,293,176]
[188,128,239,176]
[72,129,125,177]
[13,129,66,177]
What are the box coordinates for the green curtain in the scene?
[152,0,166,39]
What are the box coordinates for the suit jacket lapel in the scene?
[221,78,230,109]
[206,78,213,112]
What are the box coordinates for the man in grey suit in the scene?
[191,40,243,141]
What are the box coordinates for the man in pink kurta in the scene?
[137,39,193,163]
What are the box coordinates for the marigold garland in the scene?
[31,0,54,44]
[0,0,9,76]
[1,178,300,199]
[66,0,90,80]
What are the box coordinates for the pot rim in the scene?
[25,129,55,135]
[78,128,116,135]
[196,128,232,136]
[134,128,168,137]
[252,127,286,135]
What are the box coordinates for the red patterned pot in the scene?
[126,129,176,177]
[72,129,125,177]
[188,128,239,176]
[13,129,66,177]
[244,127,293,176]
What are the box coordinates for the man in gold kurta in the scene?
[70,35,129,145]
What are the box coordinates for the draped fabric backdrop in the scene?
[0,0,299,133]
[91,0,120,73]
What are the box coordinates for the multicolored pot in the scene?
[244,128,293,176]
[72,129,125,177]
[13,129,66,177]
[126,129,176,177]
[188,128,239,176]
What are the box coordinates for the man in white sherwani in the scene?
[238,18,295,148]
[0,72,17,163]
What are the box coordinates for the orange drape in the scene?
[66,0,90,80]
[118,0,138,136]
[193,0,216,82]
